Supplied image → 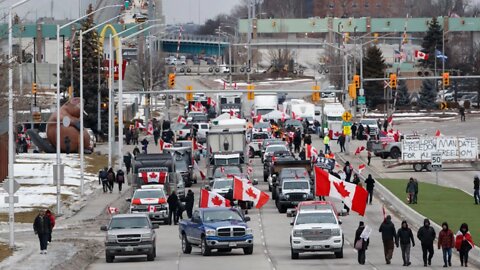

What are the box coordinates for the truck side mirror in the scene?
[126,198,131,202]
[244,216,251,222]
[100,225,108,231]
[152,224,160,229]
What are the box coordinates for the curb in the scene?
[336,153,480,268]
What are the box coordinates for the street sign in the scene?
[4,196,18,204]
[342,111,352,122]
[431,152,442,171]
[440,102,448,110]
[358,96,366,105]
[343,125,351,135]
[3,179,20,194]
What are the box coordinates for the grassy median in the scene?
[378,179,480,243]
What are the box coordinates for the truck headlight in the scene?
[285,194,290,200]
[331,229,341,236]
[293,230,303,237]
[246,228,253,235]
[205,229,216,236]
[302,194,307,199]
[141,233,153,239]
[106,235,116,243]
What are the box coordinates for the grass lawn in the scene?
[378,179,480,244]
[0,243,12,262]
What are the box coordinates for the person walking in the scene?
[438,222,455,267]
[459,106,466,122]
[323,134,330,153]
[107,168,115,193]
[133,128,140,145]
[123,152,132,175]
[396,220,415,266]
[33,210,51,254]
[45,210,55,243]
[351,123,357,140]
[352,173,360,185]
[153,128,160,146]
[406,177,416,204]
[185,190,195,218]
[474,175,479,204]
[417,218,436,267]
[354,221,369,265]
[303,134,312,146]
[293,129,302,153]
[116,169,125,192]
[133,146,140,157]
[141,138,149,154]
[357,124,365,140]
[367,150,372,166]
[64,136,71,154]
[99,167,109,193]
[455,223,475,267]
[413,178,419,204]
[338,134,346,152]
[343,161,352,182]
[167,191,179,225]
[379,215,397,264]
[365,174,375,204]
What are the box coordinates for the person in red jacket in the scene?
[455,223,475,267]
[45,210,55,243]
[438,222,454,267]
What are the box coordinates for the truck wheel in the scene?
[413,163,423,172]
[105,253,114,263]
[201,237,211,256]
[291,248,299,259]
[390,147,401,159]
[243,246,253,255]
[380,152,389,159]
[272,189,277,200]
[182,234,192,254]
[425,163,433,172]
[208,67,213,73]
[147,248,155,261]
[334,248,344,258]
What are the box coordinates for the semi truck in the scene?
[253,94,278,116]
[320,103,345,139]
[217,93,242,116]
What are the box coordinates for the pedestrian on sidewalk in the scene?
[33,210,51,254]
[304,134,312,146]
[99,167,109,193]
[406,177,416,204]
[379,215,397,264]
[365,174,375,205]
[438,222,454,267]
[455,223,475,267]
[396,220,415,266]
[116,169,125,192]
[357,124,365,140]
[474,175,479,205]
[123,152,132,175]
[417,218,436,267]
[294,129,302,153]
[367,150,372,166]
[354,221,369,265]
[185,190,195,218]
[133,128,139,145]
[107,168,115,193]
[141,138,149,154]
[167,191,179,225]
[133,146,140,158]
[45,210,55,243]
[351,123,357,140]
[323,134,330,153]
[153,128,160,146]
[343,161,352,182]
[413,178,419,204]
[338,134,346,152]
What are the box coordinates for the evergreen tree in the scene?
[418,79,437,109]
[395,79,410,107]
[420,17,443,69]
[59,4,108,133]
[362,45,386,109]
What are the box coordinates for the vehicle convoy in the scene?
[217,93,242,115]
[164,147,196,187]
[248,131,270,158]
[275,178,313,213]
[263,150,293,182]
[285,99,315,127]
[253,94,278,116]
[101,213,158,263]
[178,207,254,256]
[128,185,170,224]
[270,159,312,197]
[320,102,345,139]
[290,207,344,259]
[382,135,479,171]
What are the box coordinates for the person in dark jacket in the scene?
[343,161,352,182]
[225,188,235,206]
[116,169,125,192]
[299,148,306,160]
[406,177,416,204]
[338,134,346,152]
[365,174,375,204]
[106,168,115,193]
[396,220,415,266]
[357,124,365,140]
[141,138,149,154]
[413,178,419,204]
[167,191,179,225]
[45,210,55,243]
[379,215,397,264]
[351,123,357,140]
[303,134,312,146]
[185,190,195,218]
[153,129,160,146]
[99,167,109,193]
[33,210,51,254]
[293,129,302,153]
[354,221,369,265]
[123,152,132,175]
[438,222,454,267]
[474,175,479,204]
[64,136,71,154]
[132,146,140,157]
[417,218,436,266]
[455,223,475,267]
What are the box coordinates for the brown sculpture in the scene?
[46,97,91,153]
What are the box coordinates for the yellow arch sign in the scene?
[99,24,122,61]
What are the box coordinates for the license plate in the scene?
[228,242,237,247]
[313,245,322,249]
[125,246,134,252]
[292,201,299,205]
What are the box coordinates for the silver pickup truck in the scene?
[101,213,158,263]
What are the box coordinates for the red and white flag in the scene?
[147,121,154,135]
[193,160,206,180]
[355,146,365,155]
[159,139,172,151]
[107,206,119,215]
[306,144,318,159]
[281,112,286,122]
[358,164,366,174]
[255,114,262,123]
[207,97,217,107]
[247,166,253,175]
[414,50,428,60]
[199,189,231,208]
[382,204,387,221]
[314,166,368,216]
[229,109,235,117]
[141,171,168,184]
[193,141,204,150]
[233,177,269,209]
[435,129,443,137]
[387,115,393,126]
[190,103,199,112]
[177,115,187,125]
[195,102,205,112]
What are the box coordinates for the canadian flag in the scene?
[314,166,368,216]
[195,102,205,112]
[147,121,154,135]
[233,177,269,209]
[281,112,286,122]
[177,115,187,125]
[200,189,231,208]
[190,104,199,112]
[358,164,366,174]
[193,141,204,150]
[355,146,365,155]
[292,111,297,120]
[247,166,253,175]
[414,50,428,60]
[141,171,168,184]
[435,129,443,137]
[159,139,172,151]
[229,109,235,118]
[107,206,119,215]
[255,114,262,123]
[207,97,217,107]
[306,144,318,159]
[193,160,206,180]
[387,115,393,126]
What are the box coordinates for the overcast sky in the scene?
[162,0,240,24]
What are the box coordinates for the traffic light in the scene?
[442,72,450,87]
[348,83,357,99]
[247,84,255,100]
[389,73,397,89]
[186,85,193,101]
[311,85,320,102]
[168,73,176,88]
[373,33,379,44]
[101,102,108,109]
[343,32,349,43]
[31,83,37,94]
[353,75,360,89]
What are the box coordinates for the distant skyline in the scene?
[162,0,240,24]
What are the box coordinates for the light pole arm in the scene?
[83,14,122,35]
[59,4,122,30]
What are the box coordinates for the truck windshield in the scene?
[203,209,243,223]
[109,217,150,229]
[283,181,309,190]
[253,133,269,140]
[213,179,233,189]
[295,212,337,225]
[266,145,287,153]
[133,190,165,199]
[213,166,241,178]
[256,109,274,116]
[281,168,308,178]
